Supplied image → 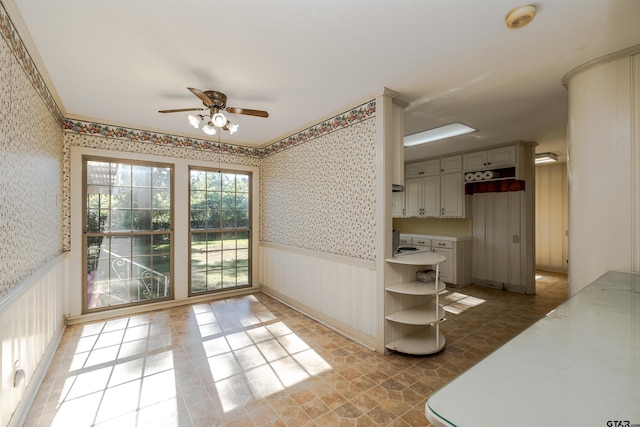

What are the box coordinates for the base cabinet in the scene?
[385,252,447,355]
[408,235,472,288]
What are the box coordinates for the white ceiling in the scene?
[6,0,640,162]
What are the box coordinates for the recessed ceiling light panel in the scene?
[535,152,558,164]
[404,123,477,147]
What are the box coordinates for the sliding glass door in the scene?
[84,158,173,312]
[189,168,251,295]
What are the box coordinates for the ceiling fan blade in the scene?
[158,107,207,113]
[188,87,213,105]
[226,107,269,118]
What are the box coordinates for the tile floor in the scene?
[25,270,568,427]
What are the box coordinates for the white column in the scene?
[565,47,640,295]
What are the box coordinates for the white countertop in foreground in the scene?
[426,270,640,427]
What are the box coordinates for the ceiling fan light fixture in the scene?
[202,122,217,136]
[160,87,269,136]
[227,122,239,134]
[212,112,228,127]
[188,114,201,128]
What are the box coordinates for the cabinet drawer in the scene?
[399,236,412,245]
[412,237,432,247]
[432,240,453,249]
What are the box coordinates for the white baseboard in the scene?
[261,287,377,351]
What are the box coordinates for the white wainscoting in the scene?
[259,243,378,350]
[0,253,66,427]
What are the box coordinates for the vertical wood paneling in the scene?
[473,190,527,289]
[548,165,564,266]
[509,191,522,286]
[535,163,568,271]
[0,254,65,427]
[259,245,377,347]
[473,194,486,279]
[485,193,495,281]
[494,193,509,284]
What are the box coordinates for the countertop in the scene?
[425,270,640,426]
[386,251,447,265]
[400,233,472,242]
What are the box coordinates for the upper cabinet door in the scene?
[421,176,441,217]
[486,146,517,168]
[406,159,441,178]
[463,152,487,171]
[440,155,462,173]
[463,145,517,171]
[404,177,423,217]
[440,173,464,217]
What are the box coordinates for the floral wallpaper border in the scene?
[62,99,376,159]
[62,119,263,157]
[260,101,376,158]
[0,0,63,125]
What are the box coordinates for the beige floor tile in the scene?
[25,270,566,426]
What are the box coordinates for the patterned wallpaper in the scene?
[259,116,377,261]
[0,26,63,298]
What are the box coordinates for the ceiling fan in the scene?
[159,87,268,136]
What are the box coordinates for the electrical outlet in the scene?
[512,235,519,243]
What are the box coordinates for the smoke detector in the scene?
[505,5,536,29]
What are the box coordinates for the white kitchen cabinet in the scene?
[406,159,440,178]
[440,155,462,173]
[406,173,465,218]
[405,176,440,217]
[440,173,464,217]
[412,237,471,288]
[385,252,447,355]
[392,190,405,217]
[432,247,454,283]
[463,145,517,171]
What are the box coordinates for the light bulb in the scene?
[212,112,228,127]
[227,122,239,134]
[187,114,200,129]
[202,122,216,135]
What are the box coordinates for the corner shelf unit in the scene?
[384,252,447,355]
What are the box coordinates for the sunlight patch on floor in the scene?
[441,291,486,314]
[196,297,333,413]
[51,318,179,426]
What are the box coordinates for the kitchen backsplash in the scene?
[393,217,472,237]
